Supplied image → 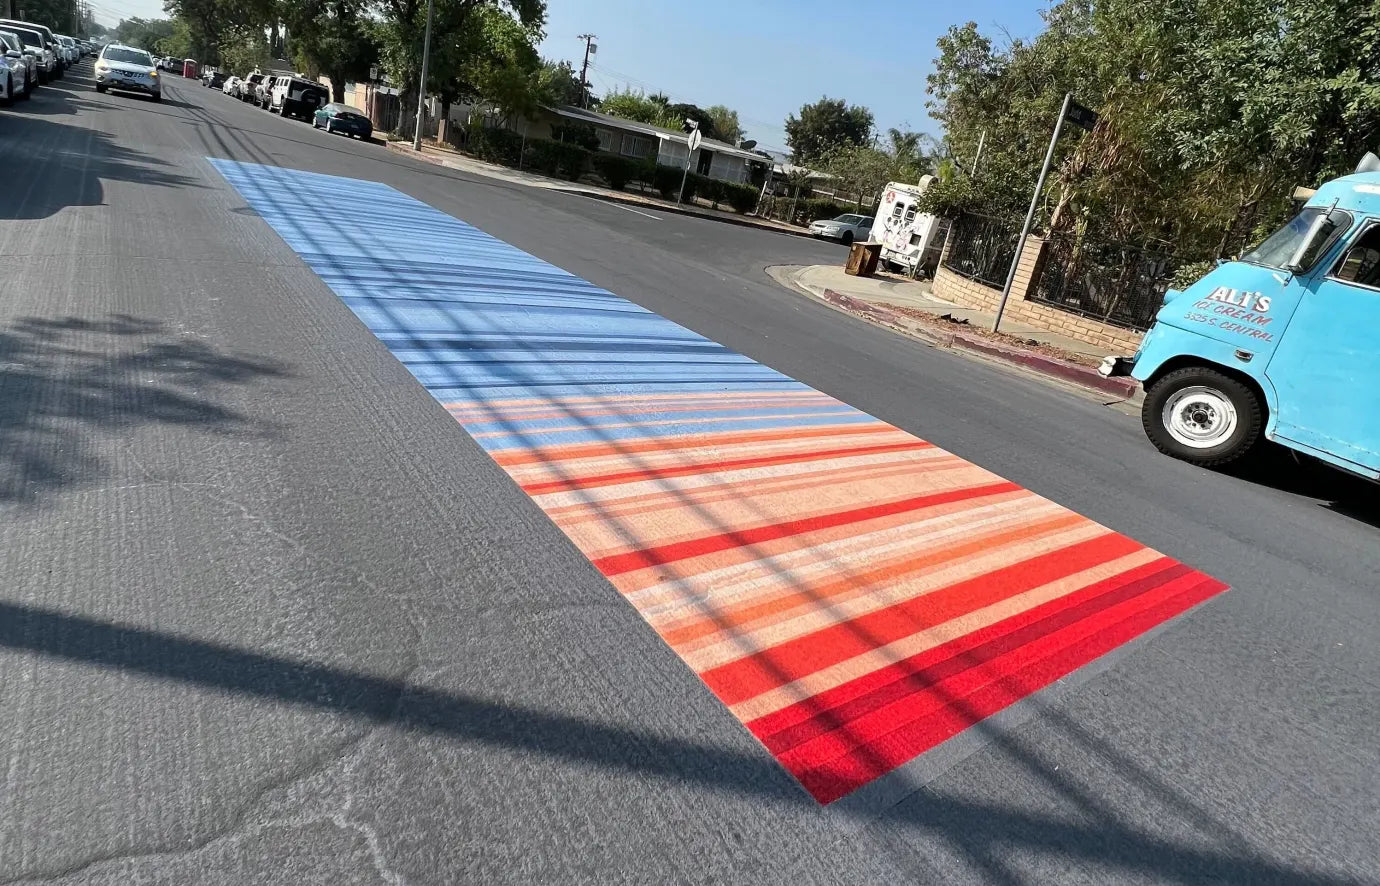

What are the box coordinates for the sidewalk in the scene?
[384,140,814,239]
[771,264,1141,401]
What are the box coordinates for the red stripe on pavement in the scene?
[751,558,1188,753]
[702,531,1143,706]
[794,573,1226,803]
[592,481,1021,576]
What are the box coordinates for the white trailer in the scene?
[871,177,949,278]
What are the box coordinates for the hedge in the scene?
[525,140,591,181]
[722,181,760,214]
[467,127,524,167]
[591,154,651,191]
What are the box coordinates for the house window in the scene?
[596,129,614,151]
[621,134,651,157]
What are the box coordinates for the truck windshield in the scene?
[1242,207,1351,271]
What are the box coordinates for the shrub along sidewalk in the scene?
[385,138,817,239]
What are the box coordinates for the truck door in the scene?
[1265,218,1380,471]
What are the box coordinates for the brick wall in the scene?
[933,234,1144,354]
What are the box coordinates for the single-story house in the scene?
[528,105,772,186]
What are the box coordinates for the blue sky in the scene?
[539,0,1048,154]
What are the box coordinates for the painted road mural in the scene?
[211,160,1228,804]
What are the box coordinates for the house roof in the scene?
[548,105,770,163]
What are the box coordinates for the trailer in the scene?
[870,177,949,278]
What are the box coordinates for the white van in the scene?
[871,178,950,278]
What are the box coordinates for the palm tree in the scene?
[887,128,922,162]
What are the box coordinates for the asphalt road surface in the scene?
[1,68,1377,885]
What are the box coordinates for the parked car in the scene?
[0,20,56,83]
[55,35,78,65]
[0,29,30,104]
[312,102,372,139]
[268,75,327,119]
[221,74,239,95]
[94,43,160,101]
[0,29,36,97]
[19,21,63,76]
[157,56,181,72]
[238,71,264,102]
[201,68,225,88]
[252,73,277,106]
[808,213,873,246]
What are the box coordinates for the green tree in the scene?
[704,105,744,144]
[600,87,678,128]
[373,0,544,135]
[533,59,584,107]
[111,18,177,52]
[924,1,1380,257]
[784,97,874,165]
[283,0,377,102]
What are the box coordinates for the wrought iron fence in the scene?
[1029,233,1177,331]
[942,213,1021,288]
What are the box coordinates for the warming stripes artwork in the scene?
[211,160,1228,804]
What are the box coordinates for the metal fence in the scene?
[942,213,1021,288]
[1029,233,1176,331]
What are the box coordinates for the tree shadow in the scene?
[0,112,203,220]
[0,314,289,503]
[0,599,1362,886]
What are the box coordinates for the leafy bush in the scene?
[652,165,683,200]
[551,122,600,150]
[591,154,644,191]
[722,181,760,214]
[525,140,591,181]
[467,127,524,166]
[1170,259,1215,289]
[698,177,725,208]
[799,197,853,224]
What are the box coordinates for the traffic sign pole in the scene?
[677,125,702,207]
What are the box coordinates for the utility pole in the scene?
[971,130,986,178]
[411,0,435,151]
[577,34,596,109]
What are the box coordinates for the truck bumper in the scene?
[1098,355,1136,378]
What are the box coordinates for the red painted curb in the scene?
[820,289,1138,399]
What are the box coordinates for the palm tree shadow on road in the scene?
[0,314,288,504]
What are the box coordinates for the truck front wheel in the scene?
[1143,367,1263,467]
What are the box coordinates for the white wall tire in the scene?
[1143,367,1263,468]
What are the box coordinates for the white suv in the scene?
[94,43,160,101]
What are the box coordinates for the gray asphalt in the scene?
[1,68,1377,885]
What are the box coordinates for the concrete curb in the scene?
[818,289,1141,401]
[384,142,817,240]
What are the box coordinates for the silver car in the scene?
[0,29,35,99]
[94,43,160,101]
[809,213,873,246]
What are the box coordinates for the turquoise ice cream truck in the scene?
[1104,155,1380,479]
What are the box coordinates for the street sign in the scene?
[687,128,702,152]
[1064,100,1099,132]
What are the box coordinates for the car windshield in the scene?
[337,105,365,116]
[104,48,152,65]
[0,32,18,50]
[6,27,42,47]
[1242,207,1352,271]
